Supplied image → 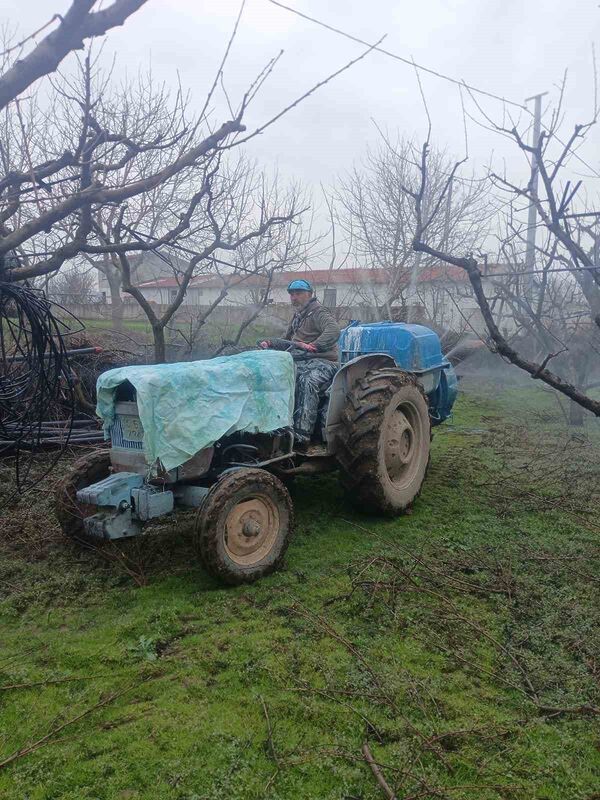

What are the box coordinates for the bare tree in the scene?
[0,1,148,112]
[0,2,245,284]
[403,82,600,418]
[337,133,488,316]
[207,173,317,355]
[105,161,309,362]
[48,263,96,303]
[0,1,379,309]
[488,219,597,423]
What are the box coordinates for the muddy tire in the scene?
[195,468,293,585]
[55,450,111,544]
[336,369,430,515]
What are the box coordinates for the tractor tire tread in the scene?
[195,468,294,586]
[335,369,430,516]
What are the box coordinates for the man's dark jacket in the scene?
[285,298,340,361]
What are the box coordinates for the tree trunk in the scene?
[152,324,166,364]
[109,280,124,329]
[569,400,584,427]
[569,357,590,427]
[104,266,124,330]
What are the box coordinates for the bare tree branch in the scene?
[0,1,148,111]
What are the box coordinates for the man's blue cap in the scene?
[287,278,313,293]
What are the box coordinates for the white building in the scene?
[132,265,503,333]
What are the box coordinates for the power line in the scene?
[488,264,600,279]
[268,0,600,179]
[552,134,600,179]
[268,0,525,109]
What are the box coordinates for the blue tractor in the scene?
[55,322,457,585]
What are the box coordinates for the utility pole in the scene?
[442,176,453,252]
[524,92,548,292]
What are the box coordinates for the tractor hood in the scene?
[96,350,295,472]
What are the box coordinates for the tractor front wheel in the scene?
[336,369,430,515]
[55,450,111,543]
[195,468,293,585]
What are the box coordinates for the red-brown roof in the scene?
[136,264,480,290]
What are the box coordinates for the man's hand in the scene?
[294,341,317,352]
[258,340,271,349]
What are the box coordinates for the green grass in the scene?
[0,380,599,799]
[79,318,155,334]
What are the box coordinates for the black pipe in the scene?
[3,419,98,429]
[41,436,105,444]
[36,433,103,441]
[1,434,105,447]
[1,431,104,442]
[3,425,100,434]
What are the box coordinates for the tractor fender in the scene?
[325,353,396,453]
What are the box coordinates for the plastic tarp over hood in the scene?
[96,351,295,471]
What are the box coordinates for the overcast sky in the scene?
[5,1,600,214]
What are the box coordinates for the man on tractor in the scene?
[260,279,341,444]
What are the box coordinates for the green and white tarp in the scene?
[96,350,295,471]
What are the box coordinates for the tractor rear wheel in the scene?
[55,449,111,543]
[336,369,430,515]
[195,468,293,585]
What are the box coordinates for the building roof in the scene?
[136,264,478,290]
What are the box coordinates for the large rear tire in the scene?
[195,468,293,585]
[336,369,430,515]
[55,450,111,543]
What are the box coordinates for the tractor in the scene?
[55,321,457,585]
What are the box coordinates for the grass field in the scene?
[0,379,599,799]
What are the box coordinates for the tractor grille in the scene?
[110,414,144,450]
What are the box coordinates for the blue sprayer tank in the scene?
[338,321,458,424]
